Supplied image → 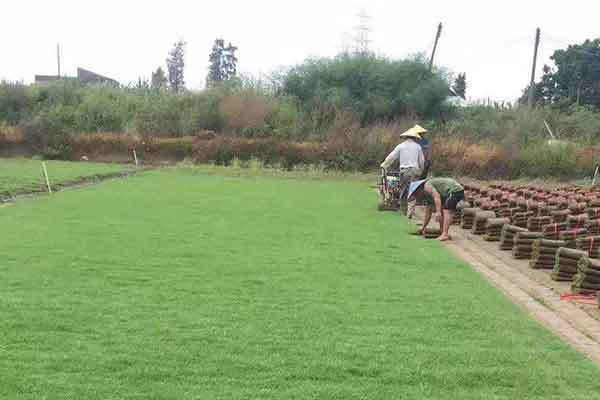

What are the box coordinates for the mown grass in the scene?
[2,169,600,399]
[0,158,128,197]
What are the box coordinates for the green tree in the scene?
[523,39,600,107]
[167,40,186,92]
[452,73,467,99]
[151,67,168,90]
[282,54,450,129]
[207,39,238,87]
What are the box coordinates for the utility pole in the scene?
[528,28,541,107]
[353,9,372,56]
[429,23,442,71]
[57,44,61,78]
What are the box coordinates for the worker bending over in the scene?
[379,125,426,215]
[407,177,464,241]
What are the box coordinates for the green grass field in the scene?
[2,168,600,399]
[0,158,127,197]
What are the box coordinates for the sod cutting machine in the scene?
[377,168,404,211]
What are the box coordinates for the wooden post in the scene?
[42,162,52,194]
[528,28,541,107]
[133,149,139,167]
[57,44,61,78]
[543,120,556,140]
[429,23,443,72]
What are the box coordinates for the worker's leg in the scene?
[438,210,452,241]
[407,197,417,219]
[438,190,464,241]
[398,171,412,215]
[402,168,420,217]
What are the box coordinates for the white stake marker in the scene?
[133,149,139,167]
[42,161,52,194]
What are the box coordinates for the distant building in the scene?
[34,67,119,86]
[34,75,60,85]
[77,67,119,86]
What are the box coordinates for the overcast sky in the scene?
[1,0,598,101]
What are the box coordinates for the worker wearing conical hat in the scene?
[380,125,426,215]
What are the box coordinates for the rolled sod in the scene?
[530,239,566,269]
[512,231,543,259]
[472,211,497,235]
[552,247,588,281]
[567,214,589,229]
[551,209,570,223]
[500,224,528,251]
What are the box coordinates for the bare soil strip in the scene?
[442,222,600,364]
[0,168,146,203]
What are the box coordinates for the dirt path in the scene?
[434,218,600,365]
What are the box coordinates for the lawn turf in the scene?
[0,158,127,197]
[2,168,600,399]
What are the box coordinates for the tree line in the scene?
[521,39,600,109]
[141,39,239,92]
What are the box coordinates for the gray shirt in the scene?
[380,140,424,171]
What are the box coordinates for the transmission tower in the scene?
[353,9,372,56]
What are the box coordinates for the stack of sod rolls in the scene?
[530,239,566,269]
[551,209,570,223]
[484,218,510,242]
[512,231,543,259]
[461,208,481,230]
[496,207,521,220]
[542,222,568,240]
[512,211,534,229]
[575,235,600,258]
[472,211,497,235]
[452,210,462,225]
[572,257,600,294]
[551,248,588,281]
[500,225,528,251]
[567,214,589,230]
[586,208,600,219]
[527,216,552,231]
[558,228,589,249]
[585,219,600,235]
[569,202,587,215]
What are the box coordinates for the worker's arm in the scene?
[380,144,401,169]
[420,206,433,234]
[424,183,443,223]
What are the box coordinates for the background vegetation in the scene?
[2,38,600,179]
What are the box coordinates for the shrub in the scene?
[512,141,580,179]
[0,81,32,124]
[75,88,129,132]
[134,96,183,137]
[220,91,272,135]
[21,107,74,159]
